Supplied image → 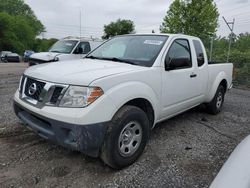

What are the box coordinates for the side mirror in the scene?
[165,57,191,71]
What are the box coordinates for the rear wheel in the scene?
[206,85,225,115]
[101,105,150,169]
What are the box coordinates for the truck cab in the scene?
[29,37,103,66]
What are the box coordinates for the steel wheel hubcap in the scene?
[216,92,223,109]
[118,121,142,157]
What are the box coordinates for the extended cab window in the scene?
[193,40,205,67]
[165,39,192,70]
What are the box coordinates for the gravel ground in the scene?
[0,63,250,188]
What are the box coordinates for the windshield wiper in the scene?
[50,50,62,53]
[86,56,137,65]
[85,55,102,60]
[108,57,137,65]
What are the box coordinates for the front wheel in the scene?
[101,105,150,169]
[206,85,225,115]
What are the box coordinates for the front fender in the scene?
[105,81,161,125]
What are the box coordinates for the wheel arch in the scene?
[206,72,228,103]
[105,81,160,128]
[220,79,227,93]
[123,98,155,129]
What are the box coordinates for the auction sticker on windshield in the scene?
[65,43,74,46]
[144,40,163,45]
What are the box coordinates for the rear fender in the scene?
[206,72,227,103]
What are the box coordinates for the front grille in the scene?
[24,78,46,101]
[20,76,67,107]
[50,87,63,104]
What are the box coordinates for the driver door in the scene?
[161,38,199,118]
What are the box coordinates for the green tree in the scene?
[0,12,35,53]
[0,0,44,35]
[211,33,250,87]
[33,38,58,52]
[160,0,219,41]
[0,0,45,54]
[102,19,135,39]
[234,32,250,53]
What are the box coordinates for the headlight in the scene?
[59,86,103,108]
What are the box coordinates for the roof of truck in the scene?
[62,36,103,42]
[122,33,201,40]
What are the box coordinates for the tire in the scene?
[206,85,225,115]
[101,105,150,169]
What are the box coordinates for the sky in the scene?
[24,0,250,39]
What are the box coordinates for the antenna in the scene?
[222,16,235,63]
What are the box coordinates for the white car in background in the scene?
[29,37,103,66]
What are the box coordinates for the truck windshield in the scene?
[86,35,168,67]
[49,40,78,54]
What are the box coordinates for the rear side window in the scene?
[165,39,192,69]
[193,40,205,67]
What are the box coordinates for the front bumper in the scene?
[14,101,109,157]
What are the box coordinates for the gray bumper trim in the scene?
[13,101,109,157]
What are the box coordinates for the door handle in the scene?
[190,73,197,78]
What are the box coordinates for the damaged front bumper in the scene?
[13,101,109,157]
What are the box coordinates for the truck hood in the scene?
[30,52,60,61]
[24,59,144,86]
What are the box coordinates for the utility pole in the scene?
[222,16,235,63]
[80,10,82,39]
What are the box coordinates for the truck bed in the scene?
[208,63,233,90]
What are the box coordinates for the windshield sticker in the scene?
[65,43,73,46]
[144,40,163,45]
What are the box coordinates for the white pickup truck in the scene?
[14,34,233,169]
[29,37,103,66]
